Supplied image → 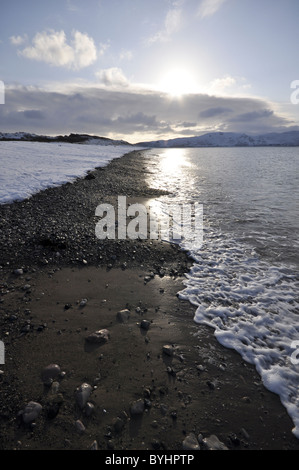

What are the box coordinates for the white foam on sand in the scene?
[0,141,138,204]
[178,229,299,438]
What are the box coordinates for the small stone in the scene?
[241,427,250,440]
[203,434,228,450]
[242,396,251,403]
[21,401,42,424]
[140,319,151,330]
[41,364,61,386]
[79,298,88,307]
[162,345,175,357]
[85,402,95,417]
[86,329,110,344]
[75,419,86,433]
[113,417,125,433]
[182,433,200,450]
[51,381,60,393]
[14,268,23,276]
[207,380,215,390]
[76,383,93,409]
[90,440,98,450]
[130,399,145,417]
[116,309,130,323]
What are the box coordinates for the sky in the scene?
[0,0,298,143]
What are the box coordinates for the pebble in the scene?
[182,433,200,450]
[76,383,93,409]
[117,309,130,323]
[75,419,86,433]
[90,440,98,450]
[140,319,151,330]
[113,417,125,433]
[85,402,95,417]
[21,401,42,424]
[79,298,88,307]
[86,329,110,344]
[162,345,175,357]
[41,364,61,386]
[14,268,23,276]
[202,434,228,450]
[130,399,145,417]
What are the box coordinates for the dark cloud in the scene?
[199,106,233,118]
[1,84,297,142]
[230,109,274,122]
[23,109,45,119]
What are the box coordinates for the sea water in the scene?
[144,146,299,438]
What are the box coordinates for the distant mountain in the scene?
[0,132,132,146]
[2,130,299,148]
[137,131,299,147]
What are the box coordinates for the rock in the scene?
[130,399,145,417]
[90,440,98,450]
[207,380,215,390]
[21,401,42,424]
[182,433,200,450]
[75,419,86,433]
[14,268,23,276]
[140,319,151,330]
[41,364,61,386]
[116,309,130,323]
[241,427,250,440]
[162,345,175,357]
[51,381,60,393]
[203,435,228,450]
[79,298,88,307]
[85,402,95,417]
[76,383,93,409]
[113,417,125,433]
[86,329,110,344]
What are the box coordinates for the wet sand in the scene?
[0,149,299,451]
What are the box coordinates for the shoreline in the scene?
[1,148,299,450]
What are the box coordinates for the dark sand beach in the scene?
[1,149,299,451]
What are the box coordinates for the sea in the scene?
[143,146,299,438]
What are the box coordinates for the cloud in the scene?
[19,29,97,70]
[95,68,129,88]
[230,109,274,122]
[1,83,297,142]
[148,7,183,44]
[23,109,45,119]
[199,106,233,118]
[197,0,228,18]
[10,34,28,46]
[207,75,252,96]
[119,49,133,61]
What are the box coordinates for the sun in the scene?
[158,67,198,97]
